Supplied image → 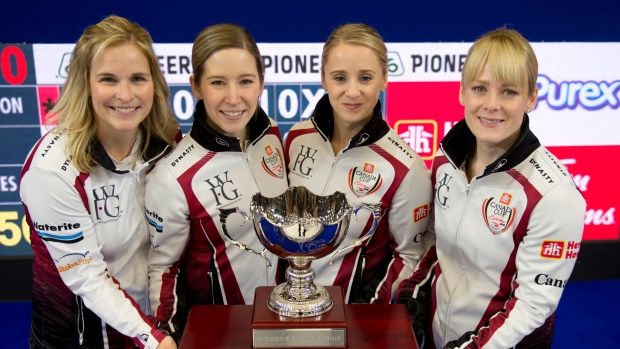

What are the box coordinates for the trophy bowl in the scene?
[219,186,381,318]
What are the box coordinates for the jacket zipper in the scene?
[441,158,476,344]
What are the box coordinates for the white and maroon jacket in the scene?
[145,101,289,338]
[284,94,433,304]
[397,116,586,348]
[20,131,171,348]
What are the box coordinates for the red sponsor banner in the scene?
[547,145,619,241]
[386,81,463,167]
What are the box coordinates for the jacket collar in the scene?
[310,93,389,151]
[440,114,540,177]
[88,133,170,174]
[189,99,273,152]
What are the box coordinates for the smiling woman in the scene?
[19,15,179,349]
[144,23,288,344]
[90,42,155,160]
[396,28,586,349]
[189,47,263,143]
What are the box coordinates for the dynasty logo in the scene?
[348,163,382,198]
[261,145,284,179]
[482,192,516,235]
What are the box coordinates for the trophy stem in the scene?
[267,260,333,318]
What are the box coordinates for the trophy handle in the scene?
[218,207,273,268]
[329,203,383,265]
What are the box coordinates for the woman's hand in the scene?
[156,336,177,349]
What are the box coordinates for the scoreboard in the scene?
[1,42,619,257]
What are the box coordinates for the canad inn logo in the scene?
[261,145,285,179]
[482,192,516,235]
[348,162,383,198]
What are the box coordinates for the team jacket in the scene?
[146,101,289,338]
[397,116,586,348]
[20,131,172,349]
[284,94,433,304]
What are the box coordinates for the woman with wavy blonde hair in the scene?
[20,15,178,349]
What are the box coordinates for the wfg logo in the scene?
[93,185,121,220]
[292,145,317,177]
[205,171,239,206]
[435,172,452,209]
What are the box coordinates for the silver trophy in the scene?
[219,186,382,318]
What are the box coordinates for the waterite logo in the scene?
[395,120,437,160]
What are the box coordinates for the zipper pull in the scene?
[460,184,470,193]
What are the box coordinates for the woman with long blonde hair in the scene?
[20,15,178,349]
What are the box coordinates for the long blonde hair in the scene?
[49,15,178,172]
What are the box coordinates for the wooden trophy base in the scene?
[251,286,347,348]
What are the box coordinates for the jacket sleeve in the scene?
[445,183,586,348]
[20,167,168,349]
[145,164,191,340]
[367,157,434,304]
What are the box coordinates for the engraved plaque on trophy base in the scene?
[252,286,347,348]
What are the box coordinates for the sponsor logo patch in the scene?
[413,204,429,222]
[261,145,285,179]
[348,163,383,198]
[482,195,516,235]
[540,240,565,259]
